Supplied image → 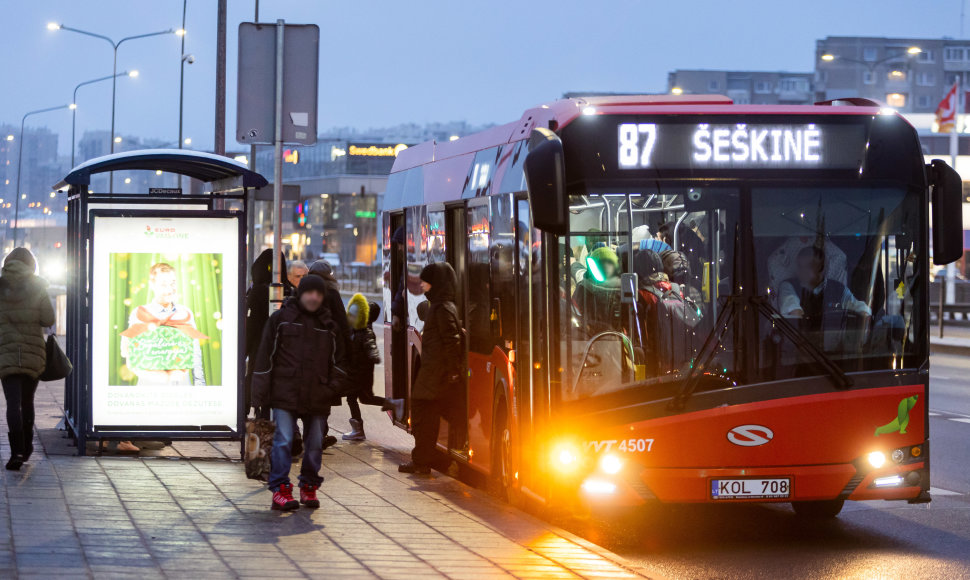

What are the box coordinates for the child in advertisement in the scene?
[120,262,208,386]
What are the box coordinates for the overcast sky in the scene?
[1,0,966,155]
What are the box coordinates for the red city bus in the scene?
[381,95,964,518]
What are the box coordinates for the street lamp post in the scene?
[71,71,138,168]
[48,22,182,190]
[820,46,922,103]
[14,104,73,247]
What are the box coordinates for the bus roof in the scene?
[391,95,894,174]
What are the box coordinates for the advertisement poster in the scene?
[91,214,240,430]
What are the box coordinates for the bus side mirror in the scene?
[929,159,964,265]
[524,128,568,235]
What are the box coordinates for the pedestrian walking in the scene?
[251,275,348,510]
[0,248,55,471]
[399,262,462,474]
[343,294,404,441]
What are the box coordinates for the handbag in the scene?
[39,334,73,382]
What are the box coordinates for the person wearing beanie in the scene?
[251,275,348,510]
[306,259,351,450]
[572,245,623,336]
[0,248,55,470]
[341,295,403,441]
[399,262,462,474]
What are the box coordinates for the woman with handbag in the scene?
[0,248,55,470]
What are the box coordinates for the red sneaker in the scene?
[271,483,299,511]
[300,484,320,509]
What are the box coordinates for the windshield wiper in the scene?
[668,294,853,413]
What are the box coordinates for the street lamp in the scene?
[819,46,922,105]
[14,104,73,246]
[819,45,922,72]
[71,70,138,167]
[48,22,178,190]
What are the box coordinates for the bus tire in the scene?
[791,499,844,519]
[489,393,518,506]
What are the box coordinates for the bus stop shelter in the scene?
[54,149,267,455]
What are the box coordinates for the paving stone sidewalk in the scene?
[0,379,659,579]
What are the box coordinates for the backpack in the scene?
[640,283,704,373]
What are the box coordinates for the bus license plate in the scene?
[711,478,791,500]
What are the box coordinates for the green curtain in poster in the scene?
[108,252,223,386]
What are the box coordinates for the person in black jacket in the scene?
[342,295,403,441]
[399,262,462,474]
[251,276,348,511]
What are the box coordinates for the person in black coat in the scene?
[399,262,462,474]
[251,275,349,510]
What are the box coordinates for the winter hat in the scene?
[296,274,327,296]
[589,246,619,269]
[419,264,436,285]
[632,225,651,245]
[309,260,333,277]
[4,247,36,271]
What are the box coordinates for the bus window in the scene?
[491,194,516,344]
[428,210,446,264]
[467,202,492,353]
[752,185,923,375]
[558,189,737,402]
[406,205,429,334]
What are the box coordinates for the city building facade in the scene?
[666,70,815,105]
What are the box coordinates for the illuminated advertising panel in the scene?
[90,214,241,430]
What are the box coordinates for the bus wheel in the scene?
[489,401,517,505]
[791,499,844,519]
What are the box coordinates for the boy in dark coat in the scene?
[342,294,402,441]
[251,276,348,510]
[399,262,462,474]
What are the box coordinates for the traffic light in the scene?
[293,200,309,228]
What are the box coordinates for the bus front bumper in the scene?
[576,460,928,507]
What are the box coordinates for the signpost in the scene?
[237,20,319,312]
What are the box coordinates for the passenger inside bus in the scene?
[777,245,871,327]
[572,246,623,336]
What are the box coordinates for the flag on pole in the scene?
[936,81,959,132]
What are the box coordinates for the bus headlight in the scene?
[867,451,886,469]
[552,443,581,473]
[600,454,623,475]
[891,449,905,464]
[581,478,617,495]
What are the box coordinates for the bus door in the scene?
[442,204,469,457]
[514,197,537,489]
[388,212,408,424]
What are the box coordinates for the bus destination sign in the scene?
[615,121,867,170]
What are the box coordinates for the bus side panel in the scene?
[467,351,493,474]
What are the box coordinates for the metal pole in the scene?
[178,0,187,150]
[14,115,26,247]
[71,101,77,169]
[109,44,118,193]
[246,1,260,288]
[946,74,961,313]
[214,0,227,156]
[270,19,286,312]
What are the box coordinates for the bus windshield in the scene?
[557,183,923,403]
